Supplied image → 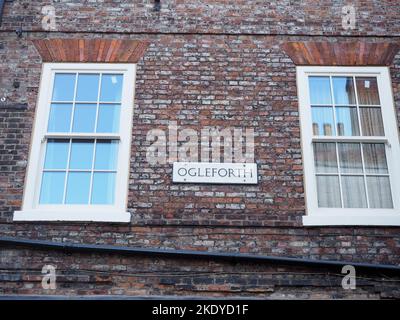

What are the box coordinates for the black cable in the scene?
[1,236,400,275]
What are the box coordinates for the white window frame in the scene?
[297,66,400,226]
[14,63,136,223]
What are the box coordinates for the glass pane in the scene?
[335,107,360,136]
[311,107,335,136]
[75,74,100,101]
[95,140,118,170]
[48,103,73,132]
[316,175,341,208]
[338,143,363,173]
[309,76,332,105]
[360,107,384,136]
[39,172,66,204]
[367,176,393,208]
[342,176,367,208]
[332,77,356,105]
[44,139,69,169]
[91,172,116,204]
[72,103,97,132]
[313,143,338,173]
[52,73,76,101]
[65,172,91,204]
[96,104,121,133]
[100,74,123,102]
[356,77,380,105]
[69,140,94,170]
[363,143,388,174]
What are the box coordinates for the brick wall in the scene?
[1,0,399,36]
[0,1,400,298]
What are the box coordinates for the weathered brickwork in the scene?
[0,0,400,298]
[1,0,399,36]
[1,246,400,299]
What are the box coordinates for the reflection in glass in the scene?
[316,175,341,208]
[100,74,123,102]
[44,139,69,169]
[95,140,118,170]
[360,107,384,136]
[76,74,100,101]
[313,143,338,173]
[72,103,97,132]
[367,176,393,208]
[91,172,116,204]
[356,77,380,105]
[65,172,91,204]
[48,103,72,132]
[39,172,65,204]
[312,107,335,136]
[338,143,363,173]
[335,107,360,136]
[309,76,332,105]
[69,140,94,170]
[342,176,367,208]
[52,73,76,101]
[363,143,388,174]
[332,77,356,105]
[97,104,121,133]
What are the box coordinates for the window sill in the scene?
[13,210,131,223]
[303,214,400,226]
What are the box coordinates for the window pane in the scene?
[332,77,356,105]
[97,104,121,133]
[39,172,66,204]
[360,107,384,136]
[65,172,91,204]
[312,107,335,136]
[75,74,100,101]
[309,76,332,105]
[335,107,360,136]
[44,139,69,169]
[367,176,393,208]
[48,103,72,132]
[342,176,367,208]
[100,74,123,102]
[52,73,76,101]
[356,77,380,105]
[95,140,118,170]
[91,172,116,204]
[338,143,363,173]
[72,103,97,132]
[69,140,94,170]
[363,143,388,174]
[316,175,341,208]
[313,143,338,173]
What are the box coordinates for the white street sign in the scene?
[173,162,257,184]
